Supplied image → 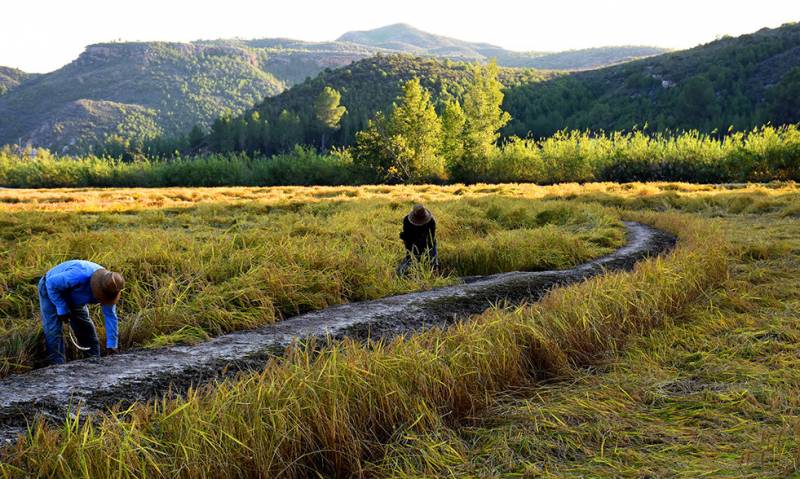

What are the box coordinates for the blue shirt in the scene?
[44,260,119,349]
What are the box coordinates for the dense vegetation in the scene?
[198,55,552,156]
[0,188,622,377]
[2,23,799,184]
[186,22,800,165]
[0,41,377,154]
[7,22,796,157]
[5,182,800,476]
[503,22,800,137]
[0,43,286,153]
[3,123,798,188]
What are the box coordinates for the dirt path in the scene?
[0,222,674,443]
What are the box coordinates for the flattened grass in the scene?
[0,206,727,477]
[0,192,622,377]
[4,182,800,478]
[369,216,800,478]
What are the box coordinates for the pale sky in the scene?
[2,0,799,73]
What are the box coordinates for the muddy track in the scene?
[0,222,675,443]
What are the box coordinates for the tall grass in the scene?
[0,195,621,377]
[0,146,356,188]
[490,125,800,184]
[2,125,799,187]
[0,209,728,478]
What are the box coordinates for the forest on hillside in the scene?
[503,23,800,137]
[146,22,799,161]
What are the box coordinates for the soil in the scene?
[0,221,675,444]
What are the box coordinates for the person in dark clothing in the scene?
[397,204,439,276]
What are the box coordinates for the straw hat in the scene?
[90,269,125,305]
[408,204,432,226]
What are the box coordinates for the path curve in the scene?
[0,222,675,443]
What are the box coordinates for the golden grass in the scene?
[368,215,800,478]
[1,181,797,212]
[2,182,800,478]
[0,184,736,478]
[0,191,621,377]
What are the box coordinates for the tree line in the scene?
[3,123,799,187]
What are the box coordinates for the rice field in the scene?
[2,181,800,477]
[0,184,623,377]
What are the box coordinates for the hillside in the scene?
[503,22,800,137]
[0,41,377,152]
[202,23,800,157]
[0,24,671,153]
[0,24,674,153]
[0,67,34,95]
[219,54,556,152]
[338,24,668,70]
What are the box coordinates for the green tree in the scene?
[209,114,235,152]
[352,112,408,181]
[353,78,444,182]
[273,110,302,152]
[770,67,800,125]
[313,87,347,150]
[389,78,444,179]
[245,112,269,153]
[188,124,205,150]
[441,100,466,170]
[679,75,718,124]
[453,60,511,181]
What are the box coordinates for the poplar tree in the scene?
[313,86,346,150]
[389,78,444,179]
[454,60,511,181]
[441,99,466,170]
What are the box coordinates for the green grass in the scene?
[0,193,622,377]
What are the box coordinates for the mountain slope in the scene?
[0,25,668,152]
[502,22,800,137]
[338,23,508,58]
[0,41,375,152]
[338,23,669,70]
[0,67,34,95]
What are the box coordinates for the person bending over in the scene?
[397,204,439,276]
[38,260,124,365]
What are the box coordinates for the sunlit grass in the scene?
[3,182,800,478]
[0,189,622,377]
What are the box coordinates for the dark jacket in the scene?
[400,216,437,256]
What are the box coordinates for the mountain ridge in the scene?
[338,23,669,69]
[501,22,800,137]
[0,67,35,96]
